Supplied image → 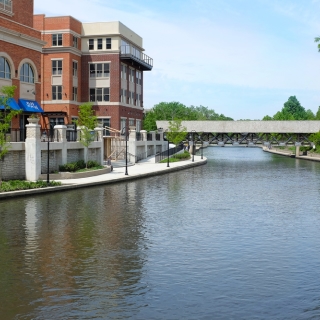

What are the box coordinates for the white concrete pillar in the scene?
[94,127,104,165]
[25,119,41,181]
[140,130,147,141]
[129,128,136,141]
[54,125,67,165]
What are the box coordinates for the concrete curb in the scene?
[263,147,320,162]
[0,158,207,200]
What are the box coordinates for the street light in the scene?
[164,130,170,167]
[190,130,196,162]
[121,126,128,175]
[199,134,203,159]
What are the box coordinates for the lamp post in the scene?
[190,130,197,162]
[164,130,170,167]
[121,126,128,175]
[199,134,203,159]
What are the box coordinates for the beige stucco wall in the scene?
[81,21,143,52]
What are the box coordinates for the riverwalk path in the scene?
[263,146,320,162]
[0,155,207,200]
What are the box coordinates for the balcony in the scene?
[120,45,153,71]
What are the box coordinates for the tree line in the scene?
[143,102,233,131]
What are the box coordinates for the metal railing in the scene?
[136,132,142,141]
[66,130,77,142]
[40,129,57,142]
[6,128,26,142]
[120,45,153,69]
[0,0,12,12]
[147,133,152,141]
[156,134,160,141]
[155,144,184,163]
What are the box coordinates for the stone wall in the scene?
[67,149,83,163]
[2,151,25,180]
[41,150,61,174]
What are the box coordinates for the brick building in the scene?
[0,1,152,135]
[0,0,45,137]
[33,15,153,132]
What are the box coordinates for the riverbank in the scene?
[0,155,207,200]
[263,146,320,162]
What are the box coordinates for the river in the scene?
[1,147,320,319]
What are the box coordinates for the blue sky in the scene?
[34,0,320,120]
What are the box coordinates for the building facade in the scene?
[0,1,152,136]
[0,0,45,137]
[33,16,153,132]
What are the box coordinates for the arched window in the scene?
[20,63,34,83]
[0,57,11,79]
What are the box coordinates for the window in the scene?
[136,120,141,132]
[98,118,111,135]
[52,34,62,46]
[0,0,12,13]
[120,118,126,132]
[52,85,62,100]
[52,60,62,75]
[106,38,111,49]
[0,57,11,79]
[89,63,110,78]
[121,64,127,80]
[136,93,141,107]
[129,91,134,104]
[89,88,109,102]
[73,36,78,49]
[136,71,142,85]
[20,63,34,83]
[129,118,135,126]
[49,117,64,130]
[73,87,78,101]
[73,61,78,77]
[121,89,127,103]
[89,39,94,50]
[97,38,102,50]
[129,68,135,82]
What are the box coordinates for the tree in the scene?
[73,103,97,168]
[315,36,320,52]
[143,102,233,131]
[262,96,311,120]
[0,85,21,185]
[166,119,187,146]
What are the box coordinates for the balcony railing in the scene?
[120,45,153,71]
[0,0,12,13]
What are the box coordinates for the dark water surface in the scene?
[1,147,320,319]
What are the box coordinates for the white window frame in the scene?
[89,87,110,102]
[52,60,62,75]
[72,87,78,102]
[73,61,78,77]
[52,85,62,100]
[89,63,110,78]
[52,34,63,46]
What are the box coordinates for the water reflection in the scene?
[1,147,320,319]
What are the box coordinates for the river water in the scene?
[1,147,320,319]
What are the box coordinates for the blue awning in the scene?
[0,98,20,111]
[18,99,44,113]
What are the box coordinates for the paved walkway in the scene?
[0,155,207,199]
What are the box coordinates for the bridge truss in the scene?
[191,132,313,146]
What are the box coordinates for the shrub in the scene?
[87,160,100,168]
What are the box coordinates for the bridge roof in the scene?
[156,121,320,133]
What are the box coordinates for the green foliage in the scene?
[59,160,101,172]
[315,37,320,52]
[0,180,61,192]
[262,96,315,120]
[309,131,320,147]
[160,151,190,163]
[0,85,22,184]
[73,103,97,167]
[143,102,233,131]
[166,119,187,145]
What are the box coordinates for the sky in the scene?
[34,0,320,120]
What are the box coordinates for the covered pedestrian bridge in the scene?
[156,121,320,147]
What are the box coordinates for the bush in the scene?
[87,160,99,168]
[0,180,61,192]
